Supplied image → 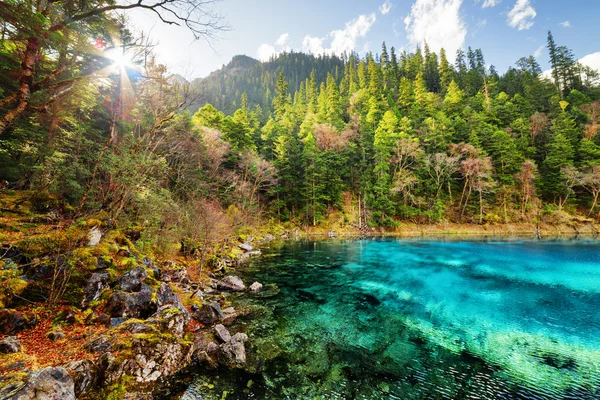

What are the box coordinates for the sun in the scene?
[106,47,134,69]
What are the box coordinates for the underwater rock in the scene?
[5,366,75,400]
[216,275,246,292]
[87,227,102,247]
[193,350,219,370]
[47,331,65,341]
[0,336,21,353]
[249,282,263,292]
[63,359,96,398]
[115,266,148,292]
[104,284,156,319]
[81,271,110,308]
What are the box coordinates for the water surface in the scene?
[184,238,600,399]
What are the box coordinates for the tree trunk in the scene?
[0,37,40,135]
[589,190,599,216]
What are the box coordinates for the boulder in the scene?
[192,301,223,325]
[115,266,148,292]
[81,271,110,308]
[47,331,65,342]
[63,360,96,397]
[221,307,237,326]
[214,324,231,343]
[104,284,156,319]
[0,336,21,353]
[97,309,193,390]
[249,282,263,293]
[156,283,178,306]
[110,318,127,328]
[161,265,187,283]
[6,366,75,400]
[147,306,190,338]
[216,275,246,292]
[0,309,34,335]
[85,312,110,327]
[1,244,27,264]
[238,242,253,252]
[30,264,54,280]
[86,336,113,353]
[220,341,246,364]
[231,332,248,343]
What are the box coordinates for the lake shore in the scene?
[301,221,600,239]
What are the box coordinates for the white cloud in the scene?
[542,52,600,80]
[404,0,467,62]
[507,0,536,30]
[256,33,291,61]
[560,20,571,28]
[275,33,290,48]
[257,44,276,62]
[379,0,392,15]
[302,36,325,55]
[481,0,500,8]
[579,52,600,73]
[302,13,377,56]
[533,45,545,58]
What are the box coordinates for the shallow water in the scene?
[183,238,600,399]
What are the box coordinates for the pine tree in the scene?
[439,48,453,93]
[273,71,290,121]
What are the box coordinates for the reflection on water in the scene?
[183,238,600,399]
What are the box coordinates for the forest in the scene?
[2,1,600,398]
[1,0,600,255]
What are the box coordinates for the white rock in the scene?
[249,282,263,292]
[87,227,102,247]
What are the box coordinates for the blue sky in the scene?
[127,0,600,79]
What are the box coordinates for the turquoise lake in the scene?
[183,238,600,399]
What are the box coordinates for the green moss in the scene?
[0,371,29,391]
[0,277,28,308]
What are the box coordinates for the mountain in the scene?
[188,52,345,115]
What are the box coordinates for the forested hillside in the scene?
[189,53,344,115]
[192,35,600,227]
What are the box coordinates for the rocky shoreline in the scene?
[0,233,272,400]
[2,216,599,399]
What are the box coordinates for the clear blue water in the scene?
[183,238,600,399]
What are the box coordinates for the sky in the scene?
[126,0,600,80]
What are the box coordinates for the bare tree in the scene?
[424,153,460,199]
[579,165,600,216]
[515,160,538,219]
[529,112,549,145]
[581,103,600,139]
[391,168,418,206]
[558,165,579,209]
[459,156,494,221]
